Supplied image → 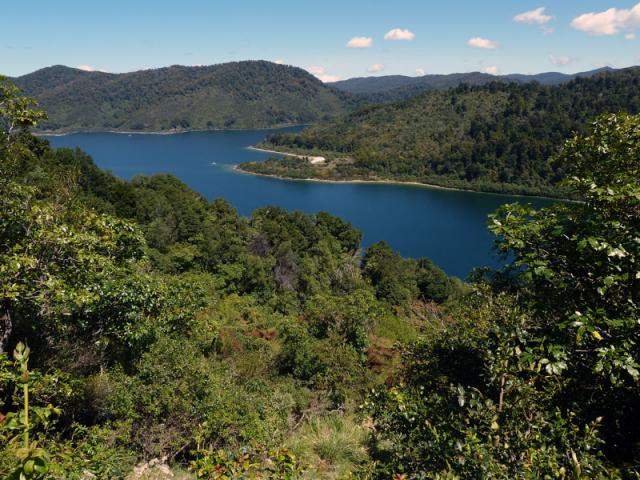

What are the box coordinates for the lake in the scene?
[46,128,553,278]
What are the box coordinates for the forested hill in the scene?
[328,67,615,103]
[250,67,640,196]
[11,61,356,132]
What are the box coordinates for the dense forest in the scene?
[9,62,615,134]
[11,62,356,132]
[246,67,640,197]
[329,67,613,104]
[2,78,640,479]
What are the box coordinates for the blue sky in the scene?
[3,1,639,79]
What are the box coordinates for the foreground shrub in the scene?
[366,114,640,479]
[189,446,303,479]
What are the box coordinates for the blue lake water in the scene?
[46,128,553,278]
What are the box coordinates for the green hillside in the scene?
[11,61,356,132]
[1,74,639,478]
[244,67,640,196]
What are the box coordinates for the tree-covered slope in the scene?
[11,61,356,132]
[246,68,640,196]
[329,67,615,103]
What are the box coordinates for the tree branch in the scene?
[0,300,12,355]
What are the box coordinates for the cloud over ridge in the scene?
[482,66,500,75]
[306,65,341,83]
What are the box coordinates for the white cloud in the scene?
[467,37,500,49]
[415,68,425,76]
[306,66,341,83]
[571,3,640,36]
[77,65,107,72]
[367,63,385,73]
[307,66,325,75]
[320,74,341,83]
[347,36,373,48]
[514,7,553,25]
[542,26,555,36]
[274,59,285,64]
[384,28,415,41]
[549,54,574,66]
[482,66,500,75]
[626,32,637,39]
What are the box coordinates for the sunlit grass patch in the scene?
[288,413,369,479]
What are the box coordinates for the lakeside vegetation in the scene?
[238,156,566,198]
[249,67,640,197]
[11,62,356,132]
[2,77,639,480]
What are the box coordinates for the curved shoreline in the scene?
[232,165,565,201]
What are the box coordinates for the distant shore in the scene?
[36,124,309,137]
[38,130,184,137]
[233,164,566,200]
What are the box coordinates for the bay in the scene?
[46,128,553,278]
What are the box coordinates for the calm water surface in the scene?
[47,128,553,278]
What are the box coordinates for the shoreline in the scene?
[248,146,307,157]
[247,146,326,163]
[36,124,309,137]
[232,165,565,201]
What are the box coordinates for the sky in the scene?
[2,1,639,80]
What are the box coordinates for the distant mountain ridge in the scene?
[8,61,625,132]
[10,61,356,132]
[328,67,617,103]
